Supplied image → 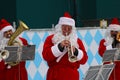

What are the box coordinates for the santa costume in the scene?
[0,59,5,80]
[98,18,120,80]
[0,19,28,80]
[42,12,88,80]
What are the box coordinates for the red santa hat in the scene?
[0,19,14,33]
[108,18,120,31]
[58,12,75,27]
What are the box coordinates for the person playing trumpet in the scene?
[0,19,28,80]
[98,18,120,80]
[42,12,88,80]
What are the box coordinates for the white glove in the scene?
[104,37,113,46]
[7,65,11,69]
[106,45,112,50]
[5,62,11,69]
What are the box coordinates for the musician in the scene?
[98,18,120,80]
[0,19,28,80]
[42,12,88,80]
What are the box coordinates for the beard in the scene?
[0,37,9,49]
[1,37,9,44]
[52,31,79,48]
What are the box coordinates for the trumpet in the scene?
[67,42,77,63]
[65,33,77,62]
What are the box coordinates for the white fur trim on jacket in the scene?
[77,49,83,61]
[51,44,66,57]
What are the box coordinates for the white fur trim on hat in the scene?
[0,25,14,39]
[1,25,14,33]
[58,17,75,27]
[108,24,120,31]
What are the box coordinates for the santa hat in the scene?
[0,19,14,33]
[108,18,120,31]
[58,12,75,27]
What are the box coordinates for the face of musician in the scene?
[110,30,118,38]
[3,29,13,38]
[61,24,72,36]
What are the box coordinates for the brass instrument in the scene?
[116,32,120,42]
[115,32,120,48]
[65,33,77,63]
[8,21,29,46]
[67,43,77,63]
[0,50,9,60]
[6,20,29,66]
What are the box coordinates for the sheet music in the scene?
[4,45,36,62]
[83,64,115,80]
[103,48,120,62]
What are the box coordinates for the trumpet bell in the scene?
[8,20,29,46]
[0,50,9,60]
[68,54,77,63]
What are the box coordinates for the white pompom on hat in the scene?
[58,12,75,27]
[108,18,120,31]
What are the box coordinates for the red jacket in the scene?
[5,37,28,80]
[98,39,120,80]
[42,35,88,80]
[0,60,5,80]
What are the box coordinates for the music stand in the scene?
[4,46,19,62]
[21,45,36,61]
[83,65,101,80]
[4,45,36,62]
[103,48,120,63]
[83,64,115,80]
